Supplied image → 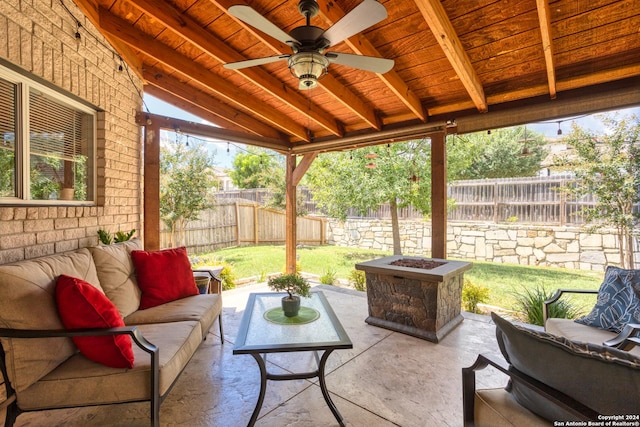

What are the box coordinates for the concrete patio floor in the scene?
[16,283,508,427]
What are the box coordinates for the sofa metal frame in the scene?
[0,326,164,427]
[462,353,599,426]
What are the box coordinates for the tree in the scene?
[229,146,281,189]
[448,126,546,180]
[160,136,218,247]
[307,140,432,255]
[553,114,640,268]
[229,146,308,214]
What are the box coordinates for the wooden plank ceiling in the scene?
[74,0,640,153]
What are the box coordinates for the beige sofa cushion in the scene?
[0,248,101,392]
[89,239,143,318]
[546,318,640,357]
[124,294,222,337]
[16,320,202,410]
[474,388,548,427]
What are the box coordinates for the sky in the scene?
[143,94,639,168]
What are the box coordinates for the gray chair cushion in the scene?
[575,266,640,333]
[492,312,640,421]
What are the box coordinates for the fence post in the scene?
[235,201,241,246]
[254,204,259,245]
[560,178,566,226]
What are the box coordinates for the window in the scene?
[0,66,96,204]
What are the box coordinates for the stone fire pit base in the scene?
[356,256,472,343]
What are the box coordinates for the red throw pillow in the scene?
[131,247,198,309]
[55,275,134,368]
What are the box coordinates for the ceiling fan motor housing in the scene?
[297,0,320,19]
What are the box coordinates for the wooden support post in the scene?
[143,121,161,251]
[285,154,297,273]
[431,131,447,259]
[285,151,319,274]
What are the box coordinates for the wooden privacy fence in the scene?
[160,201,327,253]
[216,175,639,226]
[447,175,600,225]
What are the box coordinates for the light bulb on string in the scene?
[557,122,563,135]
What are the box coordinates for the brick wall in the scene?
[327,219,640,271]
[0,1,143,263]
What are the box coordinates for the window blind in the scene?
[29,88,87,160]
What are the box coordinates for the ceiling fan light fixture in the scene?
[288,52,329,90]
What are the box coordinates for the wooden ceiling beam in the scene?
[317,0,427,122]
[72,0,143,78]
[557,64,640,92]
[97,7,309,142]
[209,0,381,130]
[536,0,557,99]
[133,0,342,138]
[143,70,286,141]
[135,112,289,153]
[413,0,488,113]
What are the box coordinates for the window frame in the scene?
[0,64,97,206]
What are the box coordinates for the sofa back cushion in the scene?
[492,312,640,421]
[89,239,143,318]
[0,248,101,392]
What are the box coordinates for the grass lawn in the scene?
[196,244,603,312]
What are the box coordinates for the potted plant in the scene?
[267,273,311,317]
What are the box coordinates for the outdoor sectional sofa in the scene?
[463,266,640,426]
[0,239,223,427]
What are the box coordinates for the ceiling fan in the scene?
[224,0,395,90]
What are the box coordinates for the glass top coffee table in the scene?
[233,291,353,427]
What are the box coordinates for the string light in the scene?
[226,142,230,153]
[557,121,563,135]
[59,0,151,113]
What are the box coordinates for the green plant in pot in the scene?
[267,273,311,317]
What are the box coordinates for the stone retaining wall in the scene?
[327,219,639,271]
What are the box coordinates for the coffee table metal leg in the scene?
[248,353,268,427]
[318,349,345,427]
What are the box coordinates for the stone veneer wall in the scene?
[327,219,640,272]
[0,1,143,264]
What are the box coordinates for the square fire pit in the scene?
[355,255,472,343]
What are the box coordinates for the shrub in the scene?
[219,263,236,291]
[349,270,366,292]
[97,229,136,245]
[320,268,337,285]
[461,279,490,313]
[114,229,136,243]
[97,229,113,245]
[511,285,582,326]
[190,254,236,291]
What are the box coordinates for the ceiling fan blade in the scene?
[223,55,290,70]
[228,5,298,45]
[326,52,394,74]
[321,0,387,47]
